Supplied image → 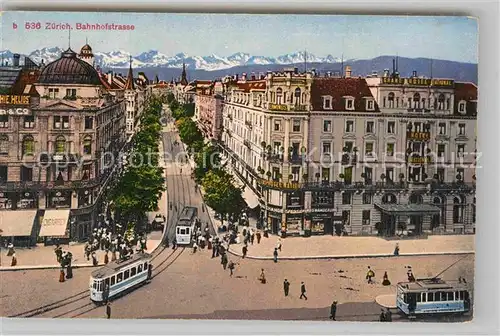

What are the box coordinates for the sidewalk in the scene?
[1,131,170,272]
[226,234,475,260]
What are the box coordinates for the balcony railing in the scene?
[289,155,303,164]
[0,177,103,191]
[429,181,476,193]
[39,153,84,164]
[265,153,283,163]
[245,120,252,129]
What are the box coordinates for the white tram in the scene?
[396,278,471,317]
[89,252,152,303]
[175,206,198,245]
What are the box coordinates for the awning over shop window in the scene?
[39,209,70,237]
[374,203,441,216]
[242,187,260,209]
[0,210,37,237]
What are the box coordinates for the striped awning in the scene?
[39,209,70,237]
[0,210,37,237]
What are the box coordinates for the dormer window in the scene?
[458,100,467,114]
[366,99,375,111]
[323,96,332,109]
[345,97,354,110]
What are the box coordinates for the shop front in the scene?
[267,211,282,235]
[47,190,72,209]
[16,191,38,209]
[283,213,303,237]
[311,212,333,235]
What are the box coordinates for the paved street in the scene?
[0,118,474,322]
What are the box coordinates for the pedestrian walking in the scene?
[250,232,255,245]
[59,268,65,282]
[393,243,400,256]
[366,266,375,284]
[283,279,290,296]
[10,253,17,266]
[165,236,170,248]
[382,271,391,286]
[379,309,386,322]
[273,248,278,263]
[172,238,177,250]
[242,244,248,258]
[258,269,266,284]
[221,253,228,270]
[277,238,282,252]
[104,252,109,265]
[212,242,217,258]
[228,260,235,277]
[330,301,337,320]
[385,308,392,322]
[6,243,14,256]
[106,302,111,319]
[92,252,98,267]
[242,228,247,238]
[256,231,261,244]
[300,282,307,300]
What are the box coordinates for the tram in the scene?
[175,206,198,245]
[89,252,152,304]
[396,278,471,317]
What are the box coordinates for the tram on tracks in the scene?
[175,206,198,245]
[89,252,152,304]
[396,277,471,317]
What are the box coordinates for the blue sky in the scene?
[1,12,478,63]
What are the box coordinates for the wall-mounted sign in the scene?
[406,131,431,141]
[0,107,32,115]
[408,156,432,164]
[0,95,30,105]
[259,178,300,190]
[381,77,454,87]
[268,103,288,112]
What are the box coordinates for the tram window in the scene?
[131,267,137,276]
[111,276,116,285]
[124,270,130,280]
[435,292,441,301]
[422,293,427,302]
[117,273,123,283]
[447,292,454,301]
[138,264,143,273]
[416,293,421,302]
[105,278,110,287]
[186,228,190,235]
[144,262,148,270]
[176,227,180,234]
[97,282,101,292]
[93,282,97,289]
[180,228,186,235]
[428,292,434,301]
[460,291,465,300]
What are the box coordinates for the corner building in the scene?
[0,47,126,245]
[220,67,477,237]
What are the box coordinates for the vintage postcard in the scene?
[0,12,477,322]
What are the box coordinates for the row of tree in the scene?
[167,95,247,224]
[110,95,167,233]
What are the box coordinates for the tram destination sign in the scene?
[0,95,31,105]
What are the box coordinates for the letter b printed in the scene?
[13,22,18,29]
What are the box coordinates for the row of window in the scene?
[0,134,92,156]
[0,115,94,130]
[408,290,468,303]
[382,92,453,111]
[321,96,375,111]
[94,262,149,291]
[0,164,93,183]
[47,88,78,99]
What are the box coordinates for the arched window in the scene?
[0,134,9,155]
[294,88,301,105]
[409,193,423,204]
[55,136,66,153]
[382,193,397,204]
[413,93,421,109]
[453,195,465,223]
[388,92,395,108]
[83,136,92,155]
[22,135,35,156]
[276,88,283,104]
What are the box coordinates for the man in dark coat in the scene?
[242,244,248,258]
[256,231,262,244]
[273,248,278,263]
[330,301,337,320]
[283,279,290,297]
[106,302,111,319]
[300,282,307,300]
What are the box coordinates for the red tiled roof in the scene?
[235,80,266,93]
[98,73,123,90]
[311,77,379,112]
[10,69,41,95]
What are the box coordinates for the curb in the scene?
[226,249,475,260]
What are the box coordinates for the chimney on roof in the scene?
[383,69,390,78]
[259,72,265,80]
[412,70,417,78]
[294,67,298,75]
[13,54,20,67]
[371,70,378,77]
[345,65,352,78]
[241,73,247,81]
[235,74,239,81]
[311,68,316,77]
[107,71,113,85]
[326,71,332,77]
[251,72,256,80]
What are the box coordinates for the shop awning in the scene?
[374,203,441,216]
[39,209,70,237]
[0,210,37,237]
[242,187,260,209]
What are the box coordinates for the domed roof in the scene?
[38,48,101,85]
[80,44,93,55]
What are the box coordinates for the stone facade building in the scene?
[219,66,477,237]
[0,46,126,245]
[194,80,224,141]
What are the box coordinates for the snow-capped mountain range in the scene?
[0,47,346,71]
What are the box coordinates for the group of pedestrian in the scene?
[379,308,393,322]
[54,245,74,280]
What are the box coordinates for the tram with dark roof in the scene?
[175,206,198,245]
[396,278,471,317]
[89,252,152,303]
